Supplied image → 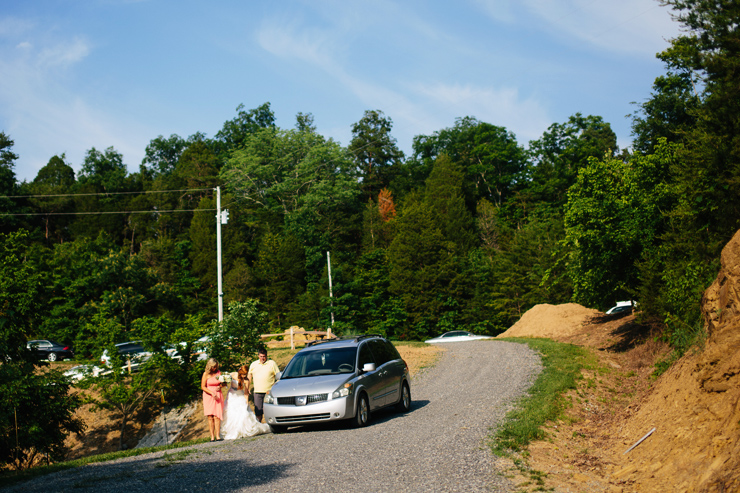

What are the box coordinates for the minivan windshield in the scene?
[282,347,357,378]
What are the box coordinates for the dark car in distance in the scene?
[27,340,74,362]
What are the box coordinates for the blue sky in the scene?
[1,0,681,182]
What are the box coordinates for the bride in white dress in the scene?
[221,365,271,439]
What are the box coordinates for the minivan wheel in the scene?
[354,394,370,427]
[48,352,58,362]
[396,382,411,413]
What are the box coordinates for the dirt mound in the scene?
[511,230,740,492]
[497,303,600,339]
[602,229,740,492]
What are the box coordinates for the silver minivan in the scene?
[263,335,411,432]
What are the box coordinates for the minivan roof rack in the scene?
[303,334,380,347]
[354,334,382,342]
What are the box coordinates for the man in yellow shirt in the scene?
[247,348,280,423]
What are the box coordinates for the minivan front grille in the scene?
[275,413,331,423]
[276,394,328,406]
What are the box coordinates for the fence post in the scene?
[290,326,295,350]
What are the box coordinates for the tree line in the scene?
[1,0,738,467]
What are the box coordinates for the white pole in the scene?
[327,251,334,327]
[216,186,224,322]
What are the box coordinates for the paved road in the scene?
[8,340,541,492]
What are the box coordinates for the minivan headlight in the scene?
[264,392,274,404]
[332,383,352,399]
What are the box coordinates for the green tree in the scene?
[28,155,76,243]
[0,132,20,233]
[214,102,276,158]
[348,110,405,202]
[630,70,700,154]
[207,300,267,371]
[526,114,617,209]
[411,117,526,209]
[0,230,84,469]
[424,154,476,254]
[222,126,360,284]
[564,141,676,309]
[141,134,189,178]
[253,232,305,328]
[80,354,170,451]
[176,140,220,190]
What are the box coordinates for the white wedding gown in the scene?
[221,377,271,439]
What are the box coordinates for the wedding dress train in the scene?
[222,378,271,439]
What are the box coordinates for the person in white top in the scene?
[247,348,280,423]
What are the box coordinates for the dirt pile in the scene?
[498,303,600,339]
[504,229,740,492]
[602,229,740,492]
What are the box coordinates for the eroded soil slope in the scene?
[498,229,740,492]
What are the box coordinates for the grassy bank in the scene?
[491,338,593,454]
[489,338,593,488]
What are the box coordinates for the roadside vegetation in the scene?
[489,338,594,488]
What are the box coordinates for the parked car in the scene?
[26,340,74,361]
[424,331,493,344]
[100,341,151,372]
[606,301,636,315]
[264,334,411,432]
[64,364,105,382]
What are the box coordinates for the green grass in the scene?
[490,338,593,456]
[391,340,431,348]
[0,437,213,488]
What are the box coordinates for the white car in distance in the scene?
[424,331,493,343]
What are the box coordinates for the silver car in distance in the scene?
[424,330,493,343]
[263,335,411,432]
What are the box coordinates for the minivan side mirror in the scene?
[275,371,282,381]
[362,363,376,373]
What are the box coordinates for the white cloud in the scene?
[470,0,518,24]
[256,22,335,69]
[0,16,35,37]
[413,82,551,142]
[0,28,145,180]
[37,37,90,68]
[473,0,679,56]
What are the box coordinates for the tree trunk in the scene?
[119,414,128,451]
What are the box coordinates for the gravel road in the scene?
[7,340,541,493]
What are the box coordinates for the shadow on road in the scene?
[7,451,296,493]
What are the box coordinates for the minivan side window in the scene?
[368,339,395,366]
[358,343,375,369]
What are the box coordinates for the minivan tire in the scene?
[354,394,370,427]
[396,382,411,413]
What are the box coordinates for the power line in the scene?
[0,187,218,216]
[0,187,213,199]
[1,208,216,217]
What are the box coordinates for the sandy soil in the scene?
[496,227,740,493]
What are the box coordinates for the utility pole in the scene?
[327,251,335,327]
[215,187,228,322]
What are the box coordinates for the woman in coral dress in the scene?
[222,365,271,439]
[201,358,224,441]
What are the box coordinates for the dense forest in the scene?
[1,0,739,467]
